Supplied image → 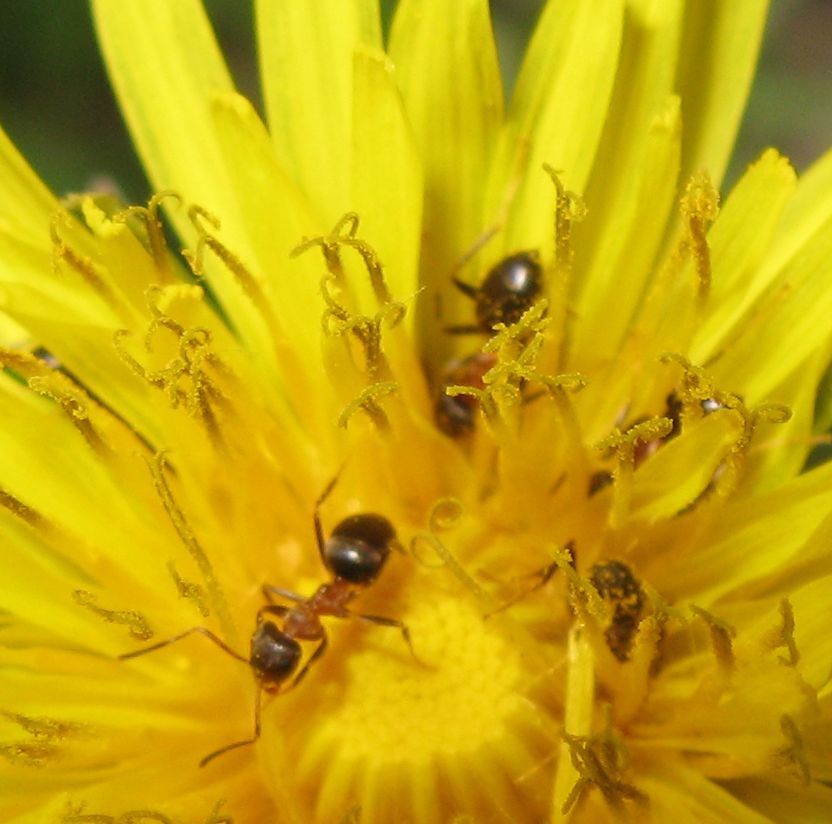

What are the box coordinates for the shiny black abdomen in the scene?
[475,252,542,329]
[324,513,396,584]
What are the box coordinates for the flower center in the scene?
[262,579,552,822]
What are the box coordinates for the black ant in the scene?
[446,251,543,335]
[120,477,415,767]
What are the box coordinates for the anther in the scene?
[147,452,234,642]
[167,561,209,618]
[680,171,719,300]
[409,498,489,602]
[596,417,673,527]
[0,487,48,530]
[28,375,108,454]
[114,190,181,277]
[71,590,153,640]
[690,605,735,672]
[777,715,811,785]
[337,382,398,430]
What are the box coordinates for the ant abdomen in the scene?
[324,513,396,585]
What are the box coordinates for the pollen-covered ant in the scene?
[590,560,645,662]
[446,251,543,335]
[119,477,415,767]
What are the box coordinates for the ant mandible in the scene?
[119,476,415,767]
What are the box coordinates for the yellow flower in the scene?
[1,1,831,822]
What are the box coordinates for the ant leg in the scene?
[353,612,423,665]
[262,584,305,605]
[199,687,263,768]
[448,224,501,282]
[451,277,478,299]
[256,603,290,624]
[285,634,329,691]
[119,626,246,663]
[484,559,560,619]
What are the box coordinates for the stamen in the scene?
[2,346,159,456]
[679,172,719,300]
[2,711,84,740]
[690,605,735,672]
[409,498,490,602]
[203,801,234,824]
[0,740,59,767]
[560,730,647,814]
[451,300,588,449]
[184,204,284,346]
[28,374,108,454]
[61,800,234,824]
[115,289,231,440]
[543,165,586,271]
[543,164,586,367]
[167,561,209,618]
[296,214,406,384]
[71,590,153,640]
[776,715,811,785]
[50,213,126,317]
[147,452,235,644]
[596,417,673,527]
[114,191,181,278]
[0,346,51,378]
[337,381,398,430]
[61,806,175,824]
[0,487,48,530]
[320,285,394,381]
[661,354,791,497]
[771,599,800,667]
[293,212,398,306]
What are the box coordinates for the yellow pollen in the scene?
[271,587,545,822]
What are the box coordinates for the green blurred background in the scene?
[0,0,829,202]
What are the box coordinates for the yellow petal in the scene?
[92,0,267,352]
[655,463,832,602]
[0,124,56,246]
[255,0,381,224]
[92,0,232,217]
[742,353,827,492]
[642,761,773,823]
[210,93,325,362]
[570,0,684,354]
[711,206,832,400]
[494,0,624,251]
[351,47,423,318]
[675,0,769,187]
[765,145,832,280]
[571,95,682,365]
[724,778,832,823]
[389,0,503,367]
[690,149,796,363]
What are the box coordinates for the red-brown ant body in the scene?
[120,478,413,767]
[434,351,498,437]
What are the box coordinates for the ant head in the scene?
[476,251,542,329]
[250,621,302,688]
[324,513,396,585]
